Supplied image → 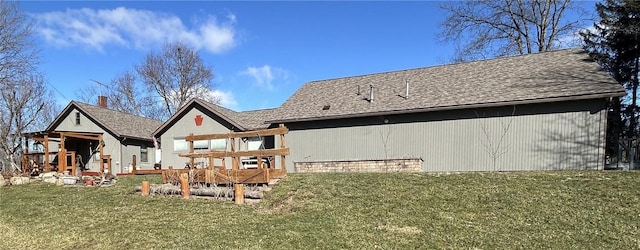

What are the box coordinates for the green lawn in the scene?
[1,171,639,249]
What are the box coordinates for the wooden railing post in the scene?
[141,181,150,196]
[132,155,137,175]
[180,173,190,199]
[234,184,244,204]
[69,151,76,176]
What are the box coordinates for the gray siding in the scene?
[121,142,156,172]
[284,99,607,172]
[160,107,236,169]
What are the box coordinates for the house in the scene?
[267,49,625,172]
[152,49,625,173]
[151,99,278,169]
[24,97,163,175]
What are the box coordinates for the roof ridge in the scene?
[306,47,583,84]
[73,100,163,122]
[195,98,240,113]
[239,107,279,113]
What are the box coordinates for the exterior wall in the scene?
[121,141,156,172]
[51,107,123,173]
[284,99,607,172]
[158,106,281,170]
[159,106,236,169]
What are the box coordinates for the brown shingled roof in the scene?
[197,99,277,130]
[237,108,278,130]
[47,101,164,141]
[268,49,625,123]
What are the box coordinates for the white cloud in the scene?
[240,65,289,90]
[555,26,594,49]
[164,87,236,110]
[31,7,237,54]
[208,90,238,109]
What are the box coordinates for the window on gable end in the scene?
[75,112,81,125]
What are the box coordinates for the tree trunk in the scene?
[134,185,265,199]
[633,55,639,140]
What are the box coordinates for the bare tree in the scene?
[0,1,55,172]
[136,42,218,120]
[439,0,586,62]
[0,75,55,172]
[0,1,36,84]
[379,124,393,159]
[97,71,165,118]
[476,106,516,171]
[74,83,99,104]
[75,72,163,118]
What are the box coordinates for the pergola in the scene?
[22,131,112,176]
[163,125,290,184]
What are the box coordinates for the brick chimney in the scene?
[97,96,108,108]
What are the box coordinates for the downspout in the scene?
[120,137,127,174]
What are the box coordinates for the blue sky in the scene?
[21,1,598,112]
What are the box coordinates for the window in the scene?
[173,138,187,152]
[210,139,226,150]
[140,146,148,162]
[193,140,209,150]
[247,137,263,150]
[75,112,81,125]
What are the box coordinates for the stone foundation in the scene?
[294,158,423,173]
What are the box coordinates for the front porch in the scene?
[22,131,112,176]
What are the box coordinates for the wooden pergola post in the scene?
[58,132,66,173]
[230,132,239,171]
[98,134,103,171]
[44,135,50,171]
[69,151,76,176]
[132,155,137,174]
[188,133,195,169]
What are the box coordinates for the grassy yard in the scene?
[1,171,639,249]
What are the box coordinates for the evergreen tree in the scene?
[581,0,640,161]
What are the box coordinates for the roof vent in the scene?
[404,80,409,99]
[322,105,330,110]
[356,85,361,95]
[368,84,374,103]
